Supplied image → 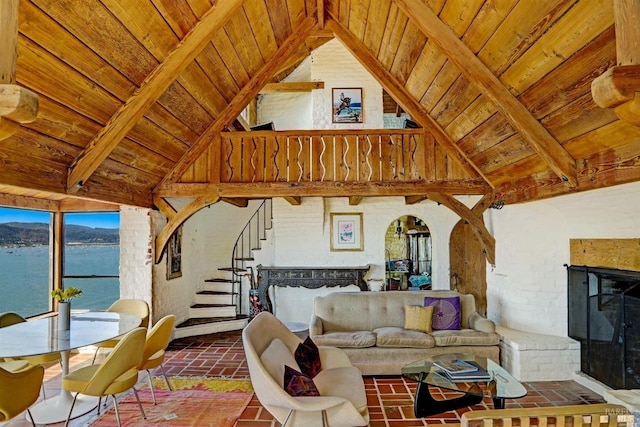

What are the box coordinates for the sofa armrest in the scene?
[309,315,324,336]
[318,346,353,369]
[468,311,496,333]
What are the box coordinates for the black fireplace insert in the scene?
[567,265,640,389]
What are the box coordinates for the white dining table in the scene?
[0,311,141,424]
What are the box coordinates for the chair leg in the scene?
[322,409,329,427]
[27,409,36,427]
[146,369,157,405]
[64,393,79,427]
[91,348,100,364]
[132,387,147,420]
[159,364,172,391]
[281,409,294,427]
[111,395,122,427]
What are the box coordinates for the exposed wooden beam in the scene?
[283,196,301,205]
[153,196,177,220]
[326,18,490,186]
[155,195,220,263]
[348,196,363,206]
[317,0,325,29]
[0,192,60,211]
[427,192,495,265]
[393,0,577,187]
[221,197,248,207]
[405,195,428,205]
[259,82,325,94]
[155,179,491,199]
[591,0,640,126]
[0,0,38,138]
[66,0,244,193]
[57,199,120,212]
[158,16,317,188]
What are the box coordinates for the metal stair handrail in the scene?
[231,199,273,314]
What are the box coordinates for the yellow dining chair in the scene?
[0,364,44,427]
[0,312,60,397]
[63,327,147,427]
[139,314,176,404]
[92,299,150,363]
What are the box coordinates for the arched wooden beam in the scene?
[154,195,220,263]
[427,192,496,265]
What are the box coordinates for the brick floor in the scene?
[2,330,605,427]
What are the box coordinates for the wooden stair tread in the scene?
[196,290,237,295]
[218,267,245,272]
[204,278,234,283]
[176,315,249,328]
[190,303,236,308]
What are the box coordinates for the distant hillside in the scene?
[0,222,119,246]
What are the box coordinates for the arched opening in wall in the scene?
[384,215,432,291]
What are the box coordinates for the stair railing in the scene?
[231,199,273,314]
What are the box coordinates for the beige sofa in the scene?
[310,290,500,375]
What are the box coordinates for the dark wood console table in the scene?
[256,265,370,313]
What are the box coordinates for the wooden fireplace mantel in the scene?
[256,265,370,313]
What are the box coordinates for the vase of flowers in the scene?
[51,287,83,330]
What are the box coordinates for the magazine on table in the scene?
[433,360,492,382]
[432,359,478,374]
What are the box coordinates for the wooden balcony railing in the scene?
[220,129,435,183]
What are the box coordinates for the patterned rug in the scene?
[89,377,254,426]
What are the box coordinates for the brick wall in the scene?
[119,206,153,315]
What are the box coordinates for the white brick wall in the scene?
[119,206,153,315]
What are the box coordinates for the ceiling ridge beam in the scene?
[65,0,245,193]
[393,0,578,187]
[157,16,318,189]
[326,18,491,187]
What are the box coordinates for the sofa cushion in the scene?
[314,366,368,413]
[424,296,461,330]
[312,331,376,348]
[260,338,300,387]
[374,327,435,348]
[295,336,322,378]
[284,365,320,397]
[404,305,434,333]
[431,329,501,346]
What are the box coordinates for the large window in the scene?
[63,213,120,310]
[0,207,52,317]
[0,207,120,317]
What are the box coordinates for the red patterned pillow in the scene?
[284,365,320,397]
[294,336,322,378]
[424,296,461,330]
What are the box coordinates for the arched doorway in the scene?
[384,215,432,290]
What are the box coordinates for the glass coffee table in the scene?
[402,353,527,417]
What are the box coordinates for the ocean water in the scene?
[0,245,120,318]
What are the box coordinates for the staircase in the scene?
[174,199,273,338]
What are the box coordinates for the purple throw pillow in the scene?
[284,365,320,397]
[294,336,322,378]
[424,296,461,330]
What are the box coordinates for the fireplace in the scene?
[567,265,640,389]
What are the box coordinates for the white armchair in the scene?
[242,312,369,427]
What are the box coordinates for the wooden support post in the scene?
[591,0,640,125]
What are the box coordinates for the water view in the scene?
[0,245,119,317]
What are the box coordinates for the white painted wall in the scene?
[311,39,383,129]
[486,181,640,337]
[119,206,153,315]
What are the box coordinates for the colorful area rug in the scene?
[89,377,253,427]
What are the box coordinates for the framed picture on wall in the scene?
[332,88,363,123]
[330,213,364,251]
[166,225,183,279]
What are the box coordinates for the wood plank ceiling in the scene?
[0,0,638,212]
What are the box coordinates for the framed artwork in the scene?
[330,213,364,251]
[332,88,363,123]
[166,225,183,279]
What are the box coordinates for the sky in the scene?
[0,207,120,229]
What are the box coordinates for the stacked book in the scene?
[433,359,491,382]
